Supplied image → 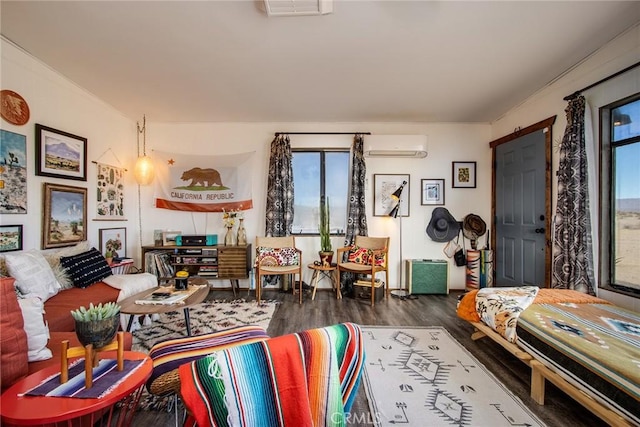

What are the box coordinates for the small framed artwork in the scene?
[0,129,27,214]
[373,174,410,217]
[162,230,181,246]
[0,225,23,252]
[421,179,445,205]
[99,227,126,258]
[42,183,87,249]
[35,124,87,181]
[452,161,477,188]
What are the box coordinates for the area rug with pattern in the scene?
[361,326,546,427]
[132,299,277,353]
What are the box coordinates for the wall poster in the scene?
[96,162,125,220]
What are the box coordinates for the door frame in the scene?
[489,116,556,287]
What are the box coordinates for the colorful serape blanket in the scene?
[147,325,270,395]
[179,322,365,427]
[22,358,144,399]
[517,302,640,424]
[475,286,539,343]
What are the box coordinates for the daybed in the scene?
[457,287,640,426]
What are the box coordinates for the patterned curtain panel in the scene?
[552,96,595,295]
[265,134,294,237]
[344,133,368,246]
[341,134,368,295]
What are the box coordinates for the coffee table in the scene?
[0,351,151,426]
[119,283,209,336]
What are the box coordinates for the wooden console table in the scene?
[141,244,252,296]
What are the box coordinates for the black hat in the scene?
[426,207,460,242]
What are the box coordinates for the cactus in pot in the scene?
[319,196,333,265]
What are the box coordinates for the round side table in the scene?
[307,263,342,301]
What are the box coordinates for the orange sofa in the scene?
[0,277,132,392]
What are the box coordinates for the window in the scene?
[291,150,349,235]
[600,94,640,295]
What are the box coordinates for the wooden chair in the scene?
[61,331,125,389]
[255,236,303,304]
[337,236,390,306]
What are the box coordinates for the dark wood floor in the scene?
[131,288,608,426]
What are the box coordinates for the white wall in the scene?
[0,39,139,258]
[145,122,491,291]
[490,24,640,311]
[1,38,492,292]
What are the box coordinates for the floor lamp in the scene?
[389,181,410,298]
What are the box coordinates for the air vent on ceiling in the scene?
[364,135,428,158]
[263,0,333,17]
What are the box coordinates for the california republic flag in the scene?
[153,150,254,212]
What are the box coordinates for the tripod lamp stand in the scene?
[388,181,409,298]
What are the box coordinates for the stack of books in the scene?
[355,278,383,288]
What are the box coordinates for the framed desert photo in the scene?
[35,124,87,181]
[0,129,27,214]
[373,174,410,217]
[99,227,127,258]
[0,225,23,252]
[452,161,477,188]
[421,179,445,205]
[162,230,181,246]
[42,183,87,249]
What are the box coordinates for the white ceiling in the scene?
[2,1,639,123]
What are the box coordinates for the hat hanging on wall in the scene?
[426,207,460,243]
[463,213,487,249]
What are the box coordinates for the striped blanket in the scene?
[179,322,365,427]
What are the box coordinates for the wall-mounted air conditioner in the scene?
[364,135,428,158]
[263,0,333,17]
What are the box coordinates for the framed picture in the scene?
[421,179,445,205]
[162,230,181,246]
[42,183,87,249]
[452,161,477,188]
[0,129,27,214]
[0,225,23,252]
[373,174,410,217]
[35,124,87,181]
[99,227,127,258]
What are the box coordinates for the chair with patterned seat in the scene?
[337,236,390,306]
[255,236,303,304]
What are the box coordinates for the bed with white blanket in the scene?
[457,286,640,426]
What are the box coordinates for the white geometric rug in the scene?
[361,326,546,427]
[132,299,277,353]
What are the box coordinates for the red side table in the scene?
[0,351,152,426]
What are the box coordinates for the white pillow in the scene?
[4,250,62,301]
[17,296,53,361]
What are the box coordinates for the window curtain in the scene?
[265,134,294,237]
[340,134,368,295]
[552,95,596,295]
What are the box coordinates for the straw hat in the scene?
[426,208,460,242]
[462,214,487,240]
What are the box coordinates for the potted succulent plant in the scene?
[71,302,121,348]
[319,196,333,266]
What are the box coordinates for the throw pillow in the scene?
[60,247,113,289]
[255,246,299,266]
[0,277,28,390]
[4,250,62,301]
[44,241,91,289]
[347,246,386,266]
[17,296,52,362]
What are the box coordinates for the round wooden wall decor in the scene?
[0,90,30,126]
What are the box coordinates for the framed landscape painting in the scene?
[42,183,87,249]
[35,124,87,181]
[0,225,23,252]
